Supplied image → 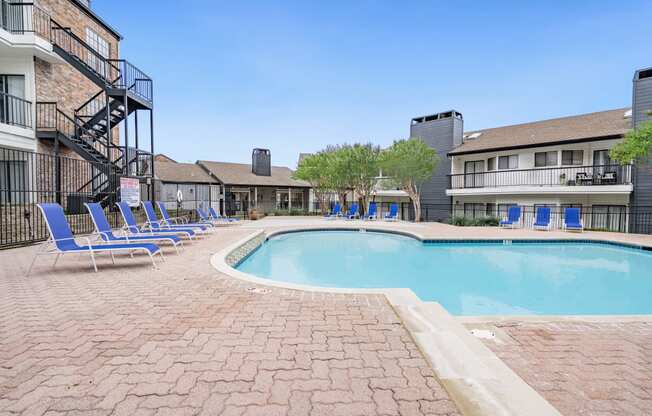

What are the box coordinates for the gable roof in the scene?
[197,160,309,187]
[449,108,632,156]
[155,162,217,184]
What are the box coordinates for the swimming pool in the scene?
[236,230,652,315]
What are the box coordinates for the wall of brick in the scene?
[34,0,121,156]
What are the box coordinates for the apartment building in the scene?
[1,0,154,210]
[414,67,652,231]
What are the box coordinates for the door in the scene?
[464,161,484,188]
[593,149,613,180]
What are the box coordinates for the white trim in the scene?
[447,184,633,196]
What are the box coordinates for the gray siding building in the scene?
[409,111,463,215]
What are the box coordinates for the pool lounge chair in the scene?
[208,207,239,222]
[197,208,219,225]
[500,206,521,228]
[156,201,212,231]
[563,207,584,232]
[324,203,341,220]
[345,203,359,220]
[532,207,552,231]
[117,201,196,240]
[85,203,182,253]
[363,202,377,221]
[142,201,206,236]
[28,203,163,275]
[384,203,399,221]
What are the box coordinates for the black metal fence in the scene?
[0,91,32,129]
[0,1,51,38]
[441,204,652,234]
[0,147,153,249]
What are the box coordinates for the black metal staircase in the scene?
[35,18,154,207]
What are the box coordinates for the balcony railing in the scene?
[0,91,32,129]
[448,164,633,190]
[0,1,51,39]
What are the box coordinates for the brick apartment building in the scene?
[1,0,154,208]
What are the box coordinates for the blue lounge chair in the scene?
[384,203,399,221]
[345,203,359,220]
[325,203,341,220]
[533,207,552,231]
[363,202,377,221]
[156,201,211,231]
[208,206,238,222]
[85,203,182,253]
[28,203,163,275]
[563,207,584,232]
[197,208,218,225]
[142,201,205,235]
[500,206,521,228]
[116,201,196,240]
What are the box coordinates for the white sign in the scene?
[120,177,140,207]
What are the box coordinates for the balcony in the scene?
[0,1,62,63]
[447,164,634,196]
[1,91,32,129]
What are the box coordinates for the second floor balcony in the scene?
[447,164,634,195]
[0,91,32,129]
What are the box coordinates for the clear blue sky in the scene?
[95,0,652,168]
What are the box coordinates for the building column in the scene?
[288,188,292,211]
[254,187,258,209]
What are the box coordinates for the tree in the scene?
[342,143,381,214]
[293,152,332,214]
[322,145,353,207]
[379,138,440,222]
[610,115,652,165]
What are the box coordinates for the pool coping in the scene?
[211,226,568,416]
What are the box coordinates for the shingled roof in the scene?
[197,160,309,187]
[448,108,632,155]
[155,162,217,184]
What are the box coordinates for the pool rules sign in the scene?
[120,177,140,207]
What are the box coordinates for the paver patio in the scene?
[466,320,652,416]
[2,217,652,415]
[0,224,459,416]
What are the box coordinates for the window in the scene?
[561,150,584,166]
[464,203,485,219]
[498,155,518,170]
[464,160,484,188]
[487,157,496,171]
[85,27,110,76]
[0,160,27,204]
[535,151,558,167]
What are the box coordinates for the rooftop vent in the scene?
[411,110,463,125]
[637,68,652,80]
[252,148,271,176]
[463,132,483,140]
[624,109,632,119]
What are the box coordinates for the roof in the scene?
[155,162,217,184]
[69,0,123,40]
[154,154,177,163]
[448,108,632,156]
[197,160,310,187]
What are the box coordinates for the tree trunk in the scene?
[413,197,421,222]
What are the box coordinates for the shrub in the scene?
[450,216,499,227]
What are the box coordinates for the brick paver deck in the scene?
[0,226,459,416]
[469,320,652,416]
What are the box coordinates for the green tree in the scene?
[294,152,333,214]
[342,143,381,214]
[610,115,652,165]
[379,138,440,222]
[323,145,354,207]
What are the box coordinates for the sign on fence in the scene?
[120,177,140,207]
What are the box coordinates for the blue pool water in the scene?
[236,230,652,315]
